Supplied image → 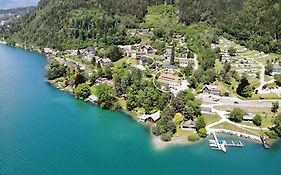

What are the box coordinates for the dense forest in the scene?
[0,0,172,49]
[178,0,281,54]
[0,0,280,53]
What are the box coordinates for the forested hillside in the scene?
[178,0,281,54]
[0,0,280,54]
[0,0,171,49]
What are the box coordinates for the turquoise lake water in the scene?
[0,44,281,175]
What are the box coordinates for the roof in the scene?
[159,73,182,81]
[149,111,161,121]
[101,58,111,63]
[182,120,196,127]
[135,65,146,71]
[203,85,220,91]
[162,64,179,70]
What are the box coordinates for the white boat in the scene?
[221,144,227,153]
[208,139,216,144]
[209,143,218,147]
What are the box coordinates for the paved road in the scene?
[198,94,280,108]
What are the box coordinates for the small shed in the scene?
[181,120,196,129]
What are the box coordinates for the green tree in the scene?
[273,113,281,137]
[198,128,207,138]
[274,74,281,86]
[204,68,216,83]
[237,76,252,97]
[170,45,175,65]
[175,113,184,125]
[47,60,66,80]
[229,108,244,123]
[195,116,206,131]
[253,114,262,126]
[228,47,236,56]
[74,83,91,100]
[106,46,124,62]
[223,61,231,72]
[95,84,117,109]
[271,101,279,113]
[265,63,273,75]
[74,71,87,86]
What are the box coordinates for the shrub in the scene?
[265,131,278,139]
[160,132,173,142]
[74,83,91,100]
[188,134,200,142]
[253,114,262,126]
[198,128,207,138]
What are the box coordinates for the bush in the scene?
[198,128,207,138]
[152,125,161,136]
[188,134,200,142]
[229,108,244,123]
[265,131,278,139]
[253,114,262,126]
[160,132,173,142]
[74,83,91,100]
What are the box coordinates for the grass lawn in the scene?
[211,122,261,136]
[266,82,277,88]
[114,57,130,68]
[245,93,281,100]
[214,105,272,114]
[175,126,196,137]
[90,85,98,95]
[215,59,223,74]
[201,113,221,125]
[264,75,273,82]
[241,115,273,128]
[249,78,260,88]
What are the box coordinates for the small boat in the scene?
[208,139,216,144]
[221,144,227,153]
[209,143,218,148]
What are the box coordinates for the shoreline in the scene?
[2,42,277,149]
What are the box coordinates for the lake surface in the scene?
[0,44,281,175]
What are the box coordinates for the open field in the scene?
[211,122,262,136]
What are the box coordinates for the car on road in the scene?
[234,101,239,104]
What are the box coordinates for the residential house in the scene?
[85,68,93,76]
[100,58,112,67]
[138,111,161,123]
[135,64,146,72]
[158,73,182,90]
[119,45,132,57]
[181,120,196,130]
[164,49,172,60]
[202,85,221,96]
[272,63,281,75]
[96,78,115,87]
[65,60,79,69]
[136,50,147,64]
[137,29,149,35]
[200,105,212,113]
[82,52,93,62]
[177,58,188,67]
[162,64,179,71]
[243,111,254,121]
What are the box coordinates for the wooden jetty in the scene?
[260,136,269,149]
[209,132,243,153]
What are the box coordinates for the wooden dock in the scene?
[209,131,243,153]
